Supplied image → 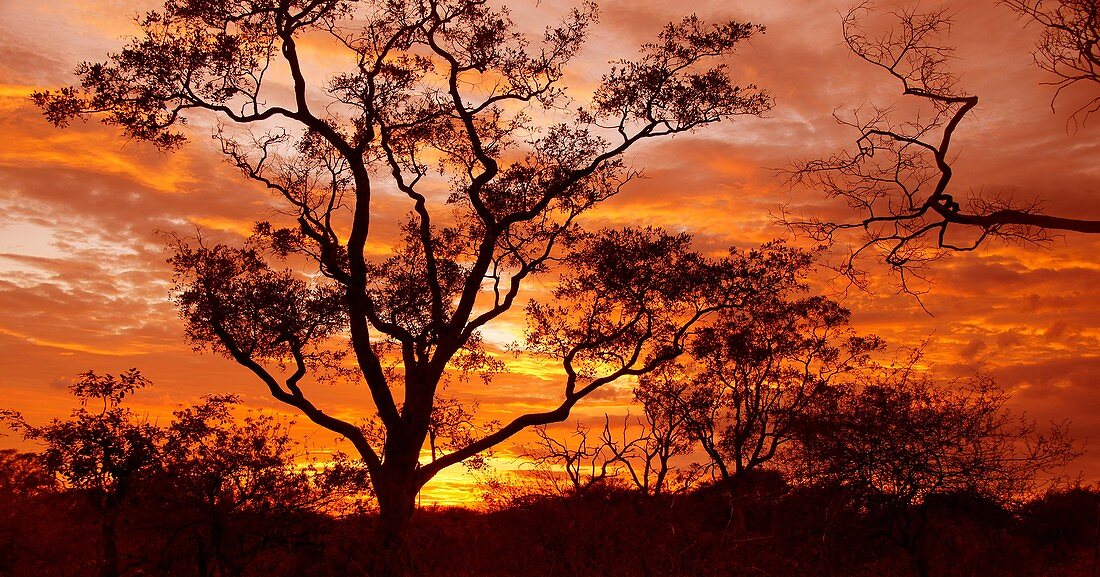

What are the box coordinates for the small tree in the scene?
[156,394,366,577]
[625,367,699,496]
[33,1,773,558]
[632,256,882,484]
[794,359,1078,508]
[1,370,161,577]
[787,352,1079,577]
[0,449,54,500]
[0,450,56,575]
[525,418,629,496]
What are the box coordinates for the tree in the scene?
[786,3,1100,293]
[0,449,54,500]
[793,363,1077,507]
[525,418,630,496]
[1,370,161,577]
[786,352,1079,577]
[0,450,56,576]
[3,373,369,577]
[624,368,699,496]
[525,250,879,497]
[156,394,366,577]
[634,258,882,483]
[33,0,773,559]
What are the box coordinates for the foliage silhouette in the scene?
[785,350,1079,577]
[644,273,883,482]
[2,371,364,577]
[0,449,1091,576]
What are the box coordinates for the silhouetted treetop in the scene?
[789,351,1079,507]
[1,370,161,494]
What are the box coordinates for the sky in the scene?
[1,0,1099,505]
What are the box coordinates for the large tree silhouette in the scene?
[33,0,775,559]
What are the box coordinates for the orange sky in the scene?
[1,0,1099,505]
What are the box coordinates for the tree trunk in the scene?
[913,555,930,577]
[371,476,418,575]
[366,405,435,576]
[100,509,121,577]
[196,534,210,577]
[900,507,930,577]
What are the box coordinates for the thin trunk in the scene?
[196,533,210,577]
[901,507,930,577]
[212,509,229,577]
[913,555,930,577]
[1093,500,1100,577]
[100,508,120,577]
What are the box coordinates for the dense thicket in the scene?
[0,351,1080,576]
[0,456,1096,577]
